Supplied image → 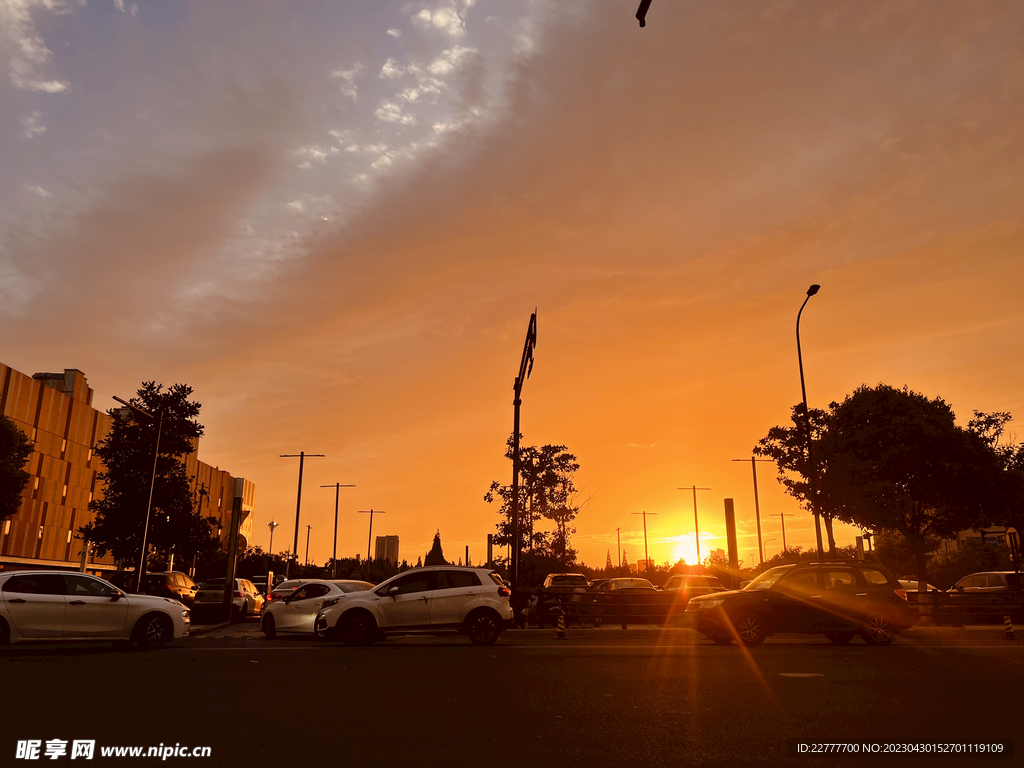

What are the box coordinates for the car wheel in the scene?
[709,635,733,646]
[466,612,501,646]
[592,617,603,627]
[340,612,376,646]
[860,616,895,646]
[261,614,276,639]
[824,631,855,645]
[134,614,172,648]
[0,618,10,647]
[735,614,767,646]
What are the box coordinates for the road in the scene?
[2,624,1021,767]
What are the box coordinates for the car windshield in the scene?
[549,576,587,586]
[745,566,795,590]
[199,580,225,589]
[335,582,374,592]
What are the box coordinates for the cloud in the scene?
[411,1,476,38]
[0,0,72,92]
[374,99,416,125]
[386,28,402,38]
[330,63,363,99]
[22,184,50,197]
[19,110,46,138]
[426,45,477,75]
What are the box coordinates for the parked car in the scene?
[897,579,941,593]
[542,574,590,591]
[264,579,308,607]
[945,571,1023,622]
[0,570,189,648]
[261,579,374,638]
[139,571,199,607]
[250,574,287,597]
[595,578,657,592]
[193,578,264,619]
[686,561,914,646]
[314,566,513,646]
[662,575,726,606]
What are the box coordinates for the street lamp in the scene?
[796,284,825,560]
[112,395,163,594]
[677,486,711,564]
[509,311,537,592]
[763,538,776,562]
[280,451,325,578]
[267,521,279,554]
[321,483,355,578]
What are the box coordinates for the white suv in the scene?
[314,566,513,646]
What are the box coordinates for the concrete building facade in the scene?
[0,363,254,576]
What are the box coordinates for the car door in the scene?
[817,569,860,630]
[2,573,68,638]
[376,572,434,628]
[430,570,482,627]
[62,574,129,637]
[278,583,332,632]
[767,569,824,633]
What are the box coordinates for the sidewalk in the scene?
[506,622,1023,640]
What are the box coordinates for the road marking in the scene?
[780,673,825,678]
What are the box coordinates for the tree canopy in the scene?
[0,415,33,522]
[81,382,219,569]
[485,434,583,569]
[756,384,1014,587]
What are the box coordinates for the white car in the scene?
[261,579,374,638]
[194,578,264,619]
[0,570,189,648]
[314,566,513,646]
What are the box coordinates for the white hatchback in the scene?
[261,579,374,637]
[315,567,513,646]
[0,571,189,648]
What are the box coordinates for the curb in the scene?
[504,624,1021,640]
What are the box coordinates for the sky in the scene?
[2,0,1022,571]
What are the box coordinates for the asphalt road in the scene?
[3,625,1022,768]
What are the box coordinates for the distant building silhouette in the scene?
[375,534,399,564]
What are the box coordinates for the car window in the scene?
[665,576,682,589]
[781,571,820,593]
[201,580,225,589]
[437,571,481,589]
[4,574,67,595]
[704,578,725,589]
[1007,574,1020,588]
[334,581,373,593]
[859,569,890,586]
[65,575,118,597]
[746,566,795,590]
[487,572,506,588]
[983,574,1002,588]
[306,583,331,598]
[823,571,855,590]
[380,572,432,596]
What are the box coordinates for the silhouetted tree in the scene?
[0,415,32,521]
[81,382,219,571]
[485,435,584,567]
[758,384,1010,590]
[424,531,447,566]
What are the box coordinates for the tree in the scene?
[758,384,1009,590]
[425,530,447,566]
[0,415,33,522]
[81,382,219,572]
[485,435,584,569]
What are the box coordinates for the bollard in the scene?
[1005,615,1014,640]
[557,609,566,640]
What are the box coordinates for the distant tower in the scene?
[374,535,400,564]
[605,550,613,570]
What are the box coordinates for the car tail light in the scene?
[895,589,907,601]
[497,587,511,598]
[233,591,242,597]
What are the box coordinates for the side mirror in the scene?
[388,586,400,597]
[111,592,122,602]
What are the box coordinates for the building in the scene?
[0,363,254,576]
[374,535,399,564]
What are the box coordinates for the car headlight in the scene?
[182,610,190,619]
[699,598,725,610]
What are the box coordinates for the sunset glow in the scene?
[2,1,1021,571]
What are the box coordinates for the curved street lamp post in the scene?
[796,284,825,560]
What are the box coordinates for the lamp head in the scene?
[807,284,820,297]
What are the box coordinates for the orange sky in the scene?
[2,1,1022,570]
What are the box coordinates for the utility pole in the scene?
[780,512,796,552]
[631,511,657,576]
[509,311,537,592]
[677,486,711,564]
[732,457,773,566]
[305,525,312,566]
[280,451,325,578]
[616,527,621,569]
[358,510,385,565]
[321,483,355,578]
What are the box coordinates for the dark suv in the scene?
[139,571,199,607]
[686,561,914,646]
